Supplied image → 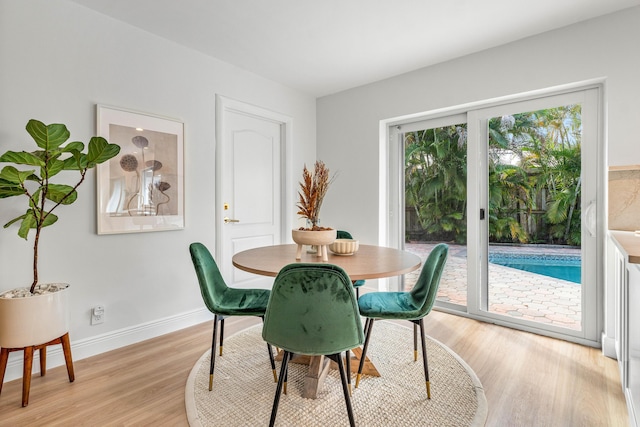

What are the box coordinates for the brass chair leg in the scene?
[209,315,219,391]
[262,316,278,382]
[219,317,225,356]
[269,350,290,427]
[413,323,418,362]
[331,353,356,427]
[418,319,431,399]
[268,344,277,383]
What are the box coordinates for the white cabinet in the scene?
[610,232,640,426]
[628,263,640,425]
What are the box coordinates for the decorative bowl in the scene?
[291,228,337,246]
[329,239,359,255]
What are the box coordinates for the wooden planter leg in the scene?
[0,348,9,396]
[39,346,47,377]
[1,333,75,407]
[22,346,34,407]
[60,333,75,382]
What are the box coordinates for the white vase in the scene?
[0,284,70,348]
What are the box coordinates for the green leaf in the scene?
[61,141,84,153]
[10,210,58,239]
[0,150,45,167]
[62,152,88,170]
[0,165,35,184]
[41,212,58,228]
[86,137,121,167]
[4,213,27,229]
[0,178,25,198]
[26,120,70,151]
[45,158,65,178]
[46,184,77,204]
[17,211,37,239]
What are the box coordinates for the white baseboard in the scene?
[2,308,212,384]
[602,332,617,359]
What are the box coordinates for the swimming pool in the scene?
[488,253,581,284]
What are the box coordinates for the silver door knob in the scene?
[224,217,240,223]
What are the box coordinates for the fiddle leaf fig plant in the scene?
[0,119,120,294]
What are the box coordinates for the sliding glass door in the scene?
[468,88,600,342]
[390,85,602,344]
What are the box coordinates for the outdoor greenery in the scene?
[405,105,582,246]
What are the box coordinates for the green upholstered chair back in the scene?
[409,243,449,318]
[337,230,353,239]
[189,242,229,313]
[262,263,364,355]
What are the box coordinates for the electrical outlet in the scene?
[91,305,105,325]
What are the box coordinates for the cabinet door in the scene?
[614,243,627,381]
[627,263,640,425]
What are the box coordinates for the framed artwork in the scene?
[96,105,184,234]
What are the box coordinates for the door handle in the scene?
[224,217,240,223]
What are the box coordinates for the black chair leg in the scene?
[262,316,278,382]
[418,318,431,399]
[269,350,290,427]
[356,318,374,388]
[345,349,351,395]
[413,322,418,362]
[209,314,219,391]
[330,353,356,427]
[284,352,293,394]
[219,317,225,356]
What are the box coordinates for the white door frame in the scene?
[215,95,293,282]
[380,80,606,346]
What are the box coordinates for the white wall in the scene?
[317,7,640,244]
[0,0,316,380]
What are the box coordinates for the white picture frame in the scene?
[96,105,184,234]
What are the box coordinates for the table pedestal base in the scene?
[276,348,380,399]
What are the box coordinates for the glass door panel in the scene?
[486,105,583,331]
[403,120,468,308]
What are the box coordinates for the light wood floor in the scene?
[0,311,628,426]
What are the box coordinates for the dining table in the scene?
[232,243,422,399]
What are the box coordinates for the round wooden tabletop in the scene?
[232,244,422,281]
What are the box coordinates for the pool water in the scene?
[489,253,581,284]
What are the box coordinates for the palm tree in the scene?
[405,104,582,247]
[405,124,467,242]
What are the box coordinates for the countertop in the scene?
[609,230,640,264]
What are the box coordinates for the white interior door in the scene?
[216,96,292,289]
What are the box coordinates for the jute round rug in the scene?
[185,320,487,426]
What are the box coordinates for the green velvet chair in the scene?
[262,263,364,427]
[355,243,448,399]
[337,230,365,299]
[189,242,276,391]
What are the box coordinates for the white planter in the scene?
[292,229,337,262]
[291,228,337,246]
[0,283,70,348]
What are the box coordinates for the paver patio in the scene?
[404,242,582,330]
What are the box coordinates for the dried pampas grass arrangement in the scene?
[296,160,336,230]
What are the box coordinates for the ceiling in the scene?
[70,0,640,97]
